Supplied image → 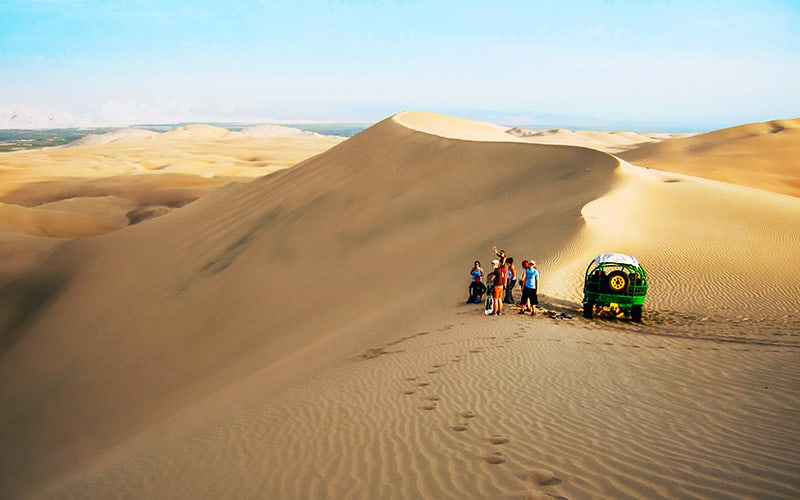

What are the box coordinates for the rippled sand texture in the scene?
[1,112,798,499]
[37,320,800,500]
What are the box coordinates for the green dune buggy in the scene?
[582,253,648,322]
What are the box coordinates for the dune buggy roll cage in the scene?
[583,253,648,321]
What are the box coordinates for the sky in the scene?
[1,0,799,130]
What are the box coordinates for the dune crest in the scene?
[1,112,798,499]
[393,110,523,142]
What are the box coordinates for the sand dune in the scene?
[619,118,800,197]
[65,128,159,146]
[0,124,344,279]
[506,126,679,153]
[1,112,798,499]
[0,124,344,241]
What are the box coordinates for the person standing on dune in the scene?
[488,259,506,315]
[519,260,539,315]
[493,245,508,266]
[493,246,516,304]
[503,257,517,304]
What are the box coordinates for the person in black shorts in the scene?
[518,260,539,315]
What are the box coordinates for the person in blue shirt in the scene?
[467,260,486,303]
[518,260,539,315]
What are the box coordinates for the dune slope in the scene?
[0,113,619,497]
[2,112,798,499]
[619,118,800,197]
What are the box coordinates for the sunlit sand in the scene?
[1,112,798,499]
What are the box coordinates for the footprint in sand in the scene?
[488,435,509,445]
[451,424,468,432]
[460,410,476,419]
[506,491,567,500]
[420,403,437,411]
[483,452,506,465]
[516,468,560,486]
[424,395,441,401]
[402,390,416,395]
[417,382,430,387]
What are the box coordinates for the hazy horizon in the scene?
[0,114,739,143]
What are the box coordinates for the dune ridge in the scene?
[1,111,798,499]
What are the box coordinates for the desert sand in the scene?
[618,119,800,198]
[0,123,343,288]
[0,124,343,240]
[1,112,798,499]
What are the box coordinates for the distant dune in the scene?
[1,112,798,499]
[619,118,800,197]
[0,124,344,277]
[505,126,680,153]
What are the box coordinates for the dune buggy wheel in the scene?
[583,301,594,319]
[606,271,629,293]
[630,305,642,322]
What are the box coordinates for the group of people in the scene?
[467,245,539,316]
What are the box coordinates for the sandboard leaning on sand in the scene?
[484,290,494,315]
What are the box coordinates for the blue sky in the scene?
[1,0,799,129]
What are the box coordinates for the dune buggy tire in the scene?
[606,271,629,293]
[630,305,642,322]
[583,301,594,319]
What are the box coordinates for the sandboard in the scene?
[484,294,494,315]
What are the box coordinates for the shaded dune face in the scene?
[0,115,619,497]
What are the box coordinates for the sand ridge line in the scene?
[4,111,799,499]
